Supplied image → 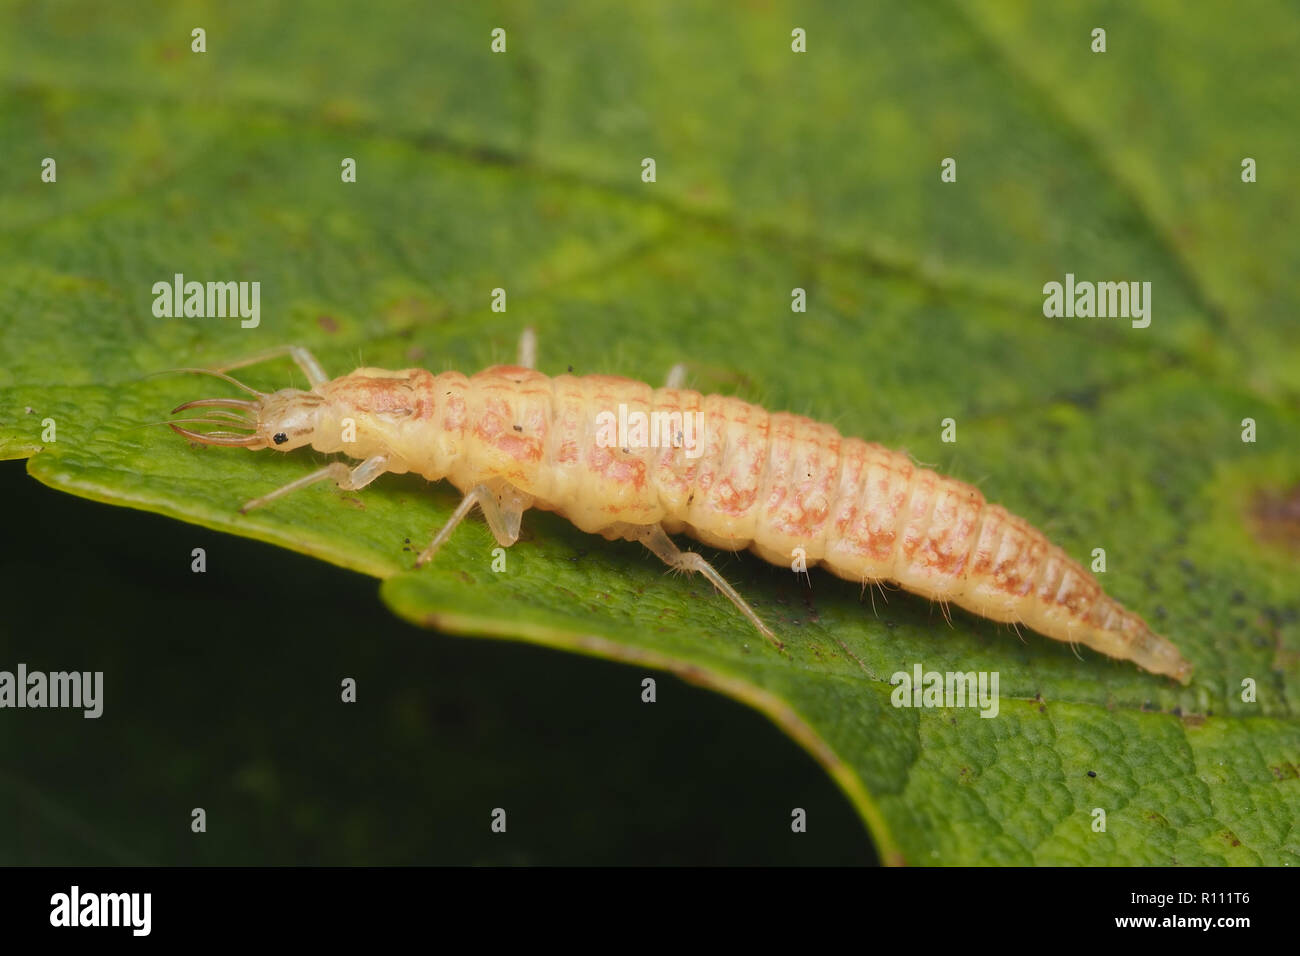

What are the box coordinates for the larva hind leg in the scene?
[415,479,535,567]
[212,345,330,387]
[239,453,390,513]
[626,524,782,650]
[517,327,537,369]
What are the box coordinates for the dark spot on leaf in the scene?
[1086,770,1096,778]
[317,314,339,334]
[1061,386,1102,410]
[1038,705,1046,713]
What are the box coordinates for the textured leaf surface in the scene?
[2,1,1297,864]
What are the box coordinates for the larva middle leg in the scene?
[415,478,534,567]
[614,523,782,649]
[516,327,537,369]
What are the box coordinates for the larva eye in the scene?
[273,432,288,445]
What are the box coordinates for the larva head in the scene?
[167,370,325,452]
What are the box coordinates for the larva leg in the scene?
[415,480,534,567]
[476,480,533,545]
[517,327,537,370]
[239,454,389,513]
[663,363,686,389]
[630,524,782,650]
[414,489,480,567]
[213,345,330,387]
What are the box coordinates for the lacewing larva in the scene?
[166,333,1193,684]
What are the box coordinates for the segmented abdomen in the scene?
[404,365,1191,683]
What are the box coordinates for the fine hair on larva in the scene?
[165,332,1193,685]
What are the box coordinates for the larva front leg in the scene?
[211,344,331,387]
[617,523,783,650]
[415,478,534,567]
[240,454,391,513]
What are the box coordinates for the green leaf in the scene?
[3,1,1297,864]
